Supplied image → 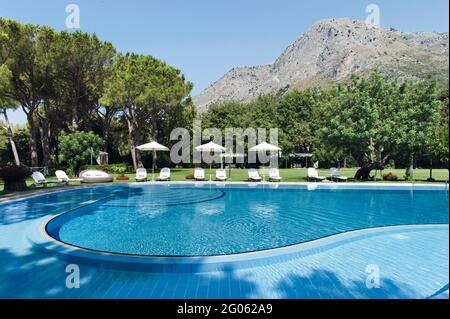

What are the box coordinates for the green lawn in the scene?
[1,168,448,197]
[149,167,450,183]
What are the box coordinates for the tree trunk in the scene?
[152,149,157,174]
[26,112,39,167]
[39,119,52,167]
[1,108,20,166]
[71,103,79,132]
[126,117,142,170]
[70,92,79,132]
[376,149,382,164]
[369,137,376,163]
[151,119,158,173]
[406,154,414,181]
[134,130,142,168]
[102,124,109,153]
[428,159,434,181]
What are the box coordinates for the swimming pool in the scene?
[23,183,447,257]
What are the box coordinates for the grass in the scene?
[1,167,448,197]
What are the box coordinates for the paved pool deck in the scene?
[0,185,448,299]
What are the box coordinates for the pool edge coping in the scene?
[2,181,448,205]
[27,218,449,272]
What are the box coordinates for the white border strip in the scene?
[28,218,449,272]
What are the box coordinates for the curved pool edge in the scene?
[27,218,449,273]
[2,180,448,205]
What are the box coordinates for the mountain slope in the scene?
[194,18,449,111]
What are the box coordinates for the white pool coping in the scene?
[2,180,448,205]
[27,215,449,273]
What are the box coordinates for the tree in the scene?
[0,19,55,167]
[396,81,443,180]
[58,131,104,175]
[101,53,193,170]
[51,31,116,132]
[0,64,20,166]
[318,72,399,167]
[276,89,322,156]
[34,26,57,168]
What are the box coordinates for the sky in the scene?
[1,0,449,124]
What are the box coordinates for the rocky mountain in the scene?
[194,18,449,112]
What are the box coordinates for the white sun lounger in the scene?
[55,170,83,183]
[194,168,205,181]
[248,169,262,182]
[269,168,282,182]
[307,167,326,182]
[329,167,348,182]
[157,168,171,181]
[135,168,148,182]
[32,171,62,187]
[31,171,48,186]
[215,169,227,181]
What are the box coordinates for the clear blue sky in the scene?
[1,0,448,124]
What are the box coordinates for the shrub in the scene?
[114,165,129,180]
[115,166,127,175]
[59,131,104,175]
[383,172,398,181]
[185,173,195,180]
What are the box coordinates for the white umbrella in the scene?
[136,141,169,181]
[249,142,282,182]
[195,142,226,181]
[249,141,281,152]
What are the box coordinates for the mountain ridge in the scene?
[193,18,449,111]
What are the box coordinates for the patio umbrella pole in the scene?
[152,149,155,181]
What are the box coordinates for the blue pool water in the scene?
[33,184,449,257]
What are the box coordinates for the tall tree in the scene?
[0,64,20,165]
[35,26,57,167]
[318,72,399,166]
[101,53,193,169]
[51,31,115,132]
[396,81,443,180]
[0,19,46,166]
